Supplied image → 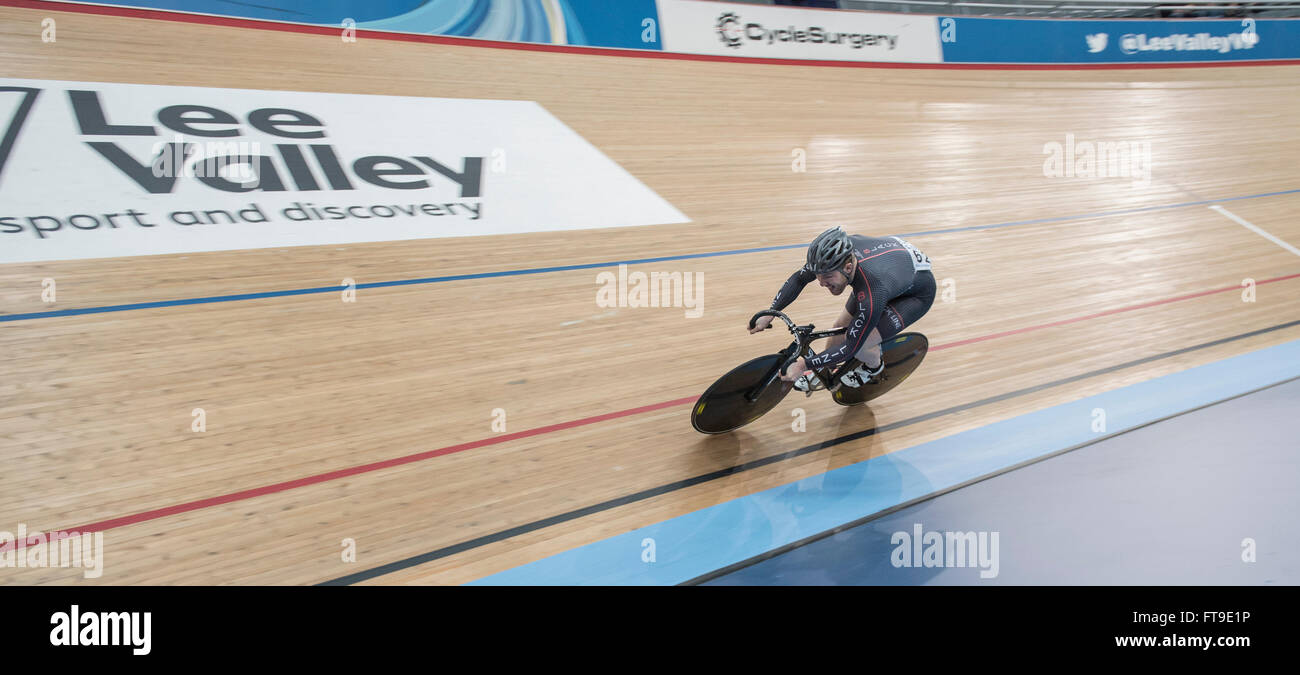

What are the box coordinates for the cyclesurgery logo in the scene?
[716,12,743,48]
[712,11,898,50]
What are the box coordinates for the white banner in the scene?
[658,0,941,64]
[0,79,688,263]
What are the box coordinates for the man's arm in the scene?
[806,294,872,370]
[770,268,815,311]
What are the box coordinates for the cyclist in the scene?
[751,226,935,391]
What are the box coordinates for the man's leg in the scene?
[826,307,882,370]
[857,271,936,370]
[827,309,883,388]
[854,327,884,369]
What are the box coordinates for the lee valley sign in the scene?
[0,79,688,263]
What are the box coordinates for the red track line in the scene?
[1,395,695,552]
[4,0,1299,70]
[932,272,1300,351]
[4,271,1298,553]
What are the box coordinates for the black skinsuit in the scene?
[769,234,936,369]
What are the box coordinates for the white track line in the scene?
[1209,205,1300,257]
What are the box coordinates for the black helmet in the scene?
[805,226,853,274]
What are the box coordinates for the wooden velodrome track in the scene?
[1,3,1298,585]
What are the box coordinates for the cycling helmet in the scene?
[805,226,854,274]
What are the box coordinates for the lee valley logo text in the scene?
[0,79,687,263]
[1118,29,1258,55]
[53,91,483,198]
[50,606,151,656]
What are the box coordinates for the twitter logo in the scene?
[1086,33,1108,53]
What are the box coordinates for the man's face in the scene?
[816,265,851,295]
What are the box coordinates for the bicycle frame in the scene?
[744,310,863,402]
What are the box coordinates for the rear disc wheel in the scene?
[832,332,929,407]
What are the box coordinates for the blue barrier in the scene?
[42,1,1300,64]
[72,0,425,24]
[73,0,663,50]
[938,16,1300,63]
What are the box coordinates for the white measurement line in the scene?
[1209,205,1300,257]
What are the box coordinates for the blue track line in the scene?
[3,187,1298,323]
